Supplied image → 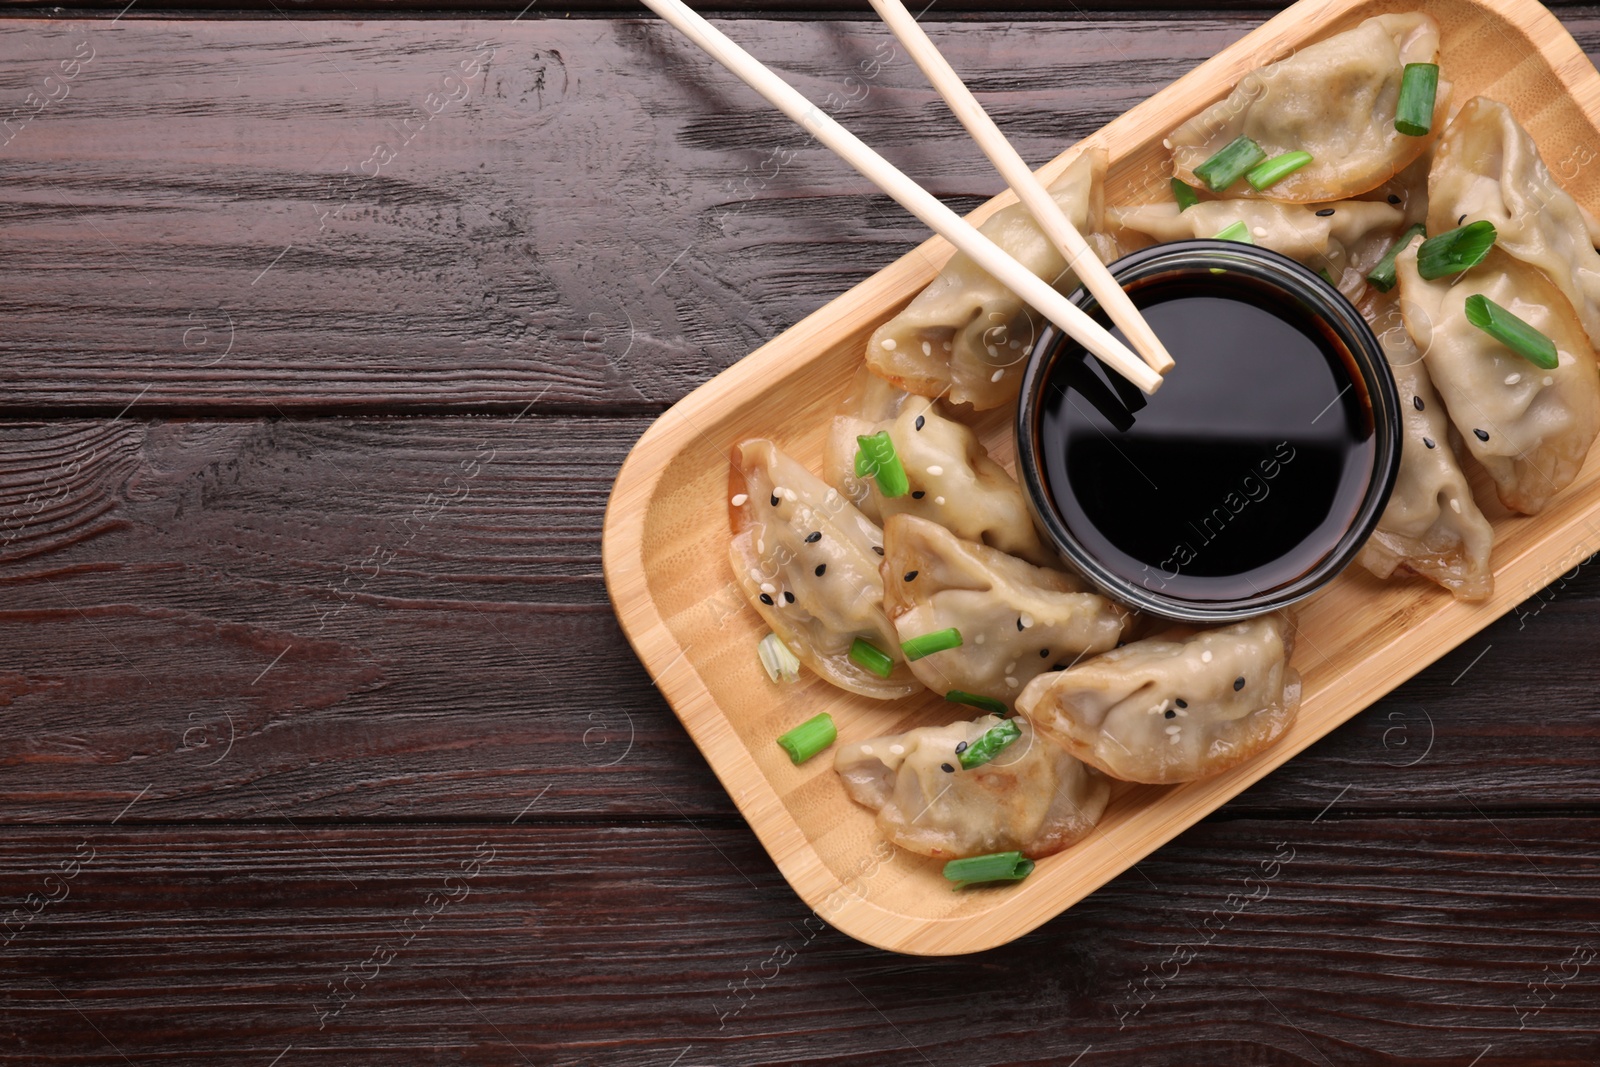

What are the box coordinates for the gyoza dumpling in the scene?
[1428,96,1600,348]
[1109,199,1404,302]
[823,369,1057,566]
[1356,291,1495,600]
[866,148,1110,410]
[1015,615,1300,785]
[729,438,921,699]
[880,515,1129,709]
[834,715,1109,859]
[1396,243,1600,515]
[1170,13,1449,203]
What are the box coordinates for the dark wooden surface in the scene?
[3,6,1600,1065]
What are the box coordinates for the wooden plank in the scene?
[2,417,1599,822]
[0,820,1596,1061]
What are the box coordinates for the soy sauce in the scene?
[1037,270,1375,604]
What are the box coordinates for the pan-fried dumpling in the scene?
[834,715,1109,859]
[1109,199,1404,302]
[729,438,921,699]
[1396,243,1600,515]
[823,369,1057,566]
[1169,13,1449,203]
[1428,96,1600,348]
[1015,614,1300,785]
[865,148,1109,410]
[880,515,1128,709]
[1356,291,1495,600]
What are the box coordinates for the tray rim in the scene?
[602,0,1600,955]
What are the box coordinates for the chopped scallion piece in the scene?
[1464,294,1559,369]
[946,690,1009,716]
[1193,136,1267,192]
[1367,223,1426,292]
[1395,63,1440,137]
[1417,220,1497,280]
[1171,177,1200,212]
[1214,221,1253,244]
[1317,267,1337,287]
[1245,150,1313,191]
[959,718,1021,770]
[848,637,895,678]
[757,632,801,683]
[854,431,910,498]
[901,627,962,661]
[943,850,1035,889]
[776,712,836,765]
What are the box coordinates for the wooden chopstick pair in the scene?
[639,0,1174,394]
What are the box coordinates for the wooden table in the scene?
[3,2,1599,1063]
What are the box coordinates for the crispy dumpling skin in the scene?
[865,148,1109,411]
[1170,13,1449,203]
[1015,614,1300,785]
[1109,199,1404,303]
[728,438,921,699]
[1428,96,1600,348]
[880,515,1129,709]
[834,715,1109,859]
[1356,291,1495,601]
[823,369,1056,566]
[1396,243,1600,516]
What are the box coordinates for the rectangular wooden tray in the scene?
[602,0,1600,955]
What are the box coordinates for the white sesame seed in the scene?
[1169,733,1181,744]
[760,582,775,594]
[990,369,1005,382]
[1162,138,1172,149]
[1201,650,1213,663]
[1253,226,1267,238]
[986,345,999,358]
[889,743,905,756]
[881,338,897,350]
[921,341,932,356]
[1009,339,1021,350]
[1545,376,1555,386]
[1450,498,1461,513]
[1006,676,1019,688]
[927,465,944,476]
[1005,661,1017,673]
[1505,373,1521,385]
[731,493,748,507]
[934,496,945,505]
[942,341,952,351]
[1019,613,1034,628]
[860,744,873,756]
[974,634,986,645]
[1165,725,1180,735]
[1023,344,1033,356]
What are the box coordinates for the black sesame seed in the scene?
[872,545,885,556]
[1315,208,1335,217]
[1165,709,1176,719]
[1051,663,1068,672]
[954,741,969,755]
[911,490,926,500]
[1423,437,1436,449]
[1413,395,1424,411]
[1474,428,1490,442]
[915,414,925,431]
[770,493,780,507]
[940,762,955,773]
[1458,213,1467,226]
[904,570,918,582]
[1233,676,1246,691]
[759,593,774,605]
[1039,649,1050,658]
[783,591,795,604]
[1016,618,1025,632]
[814,564,826,577]
[804,531,821,543]
[1176,699,1187,708]
[1387,193,1402,205]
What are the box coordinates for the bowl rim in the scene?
[1014,238,1403,622]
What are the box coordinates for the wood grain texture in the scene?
[1,821,1598,1065]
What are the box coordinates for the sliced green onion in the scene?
[943,850,1035,889]
[1317,267,1337,287]
[958,718,1021,770]
[1193,136,1267,192]
[1214,220,1254,244]
[900,627,962,661]
[1417,220,1497,280]
[854,431,910,499]
[757,632,801,683]
[1395,63,1439,137]
[1464,294,1559,369]
[1367,223,1427,293]
[848,637,895,678]
[1245,150,1313,191]
[776,712,836,765]
[946,690,1009,716]
[1171,177,1200,212]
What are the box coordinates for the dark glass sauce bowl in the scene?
[1016,239,1402,623]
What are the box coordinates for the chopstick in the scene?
[638,0,1164,395]
[868,0,1174,376]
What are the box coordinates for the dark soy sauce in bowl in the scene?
[1017,240,1400,622]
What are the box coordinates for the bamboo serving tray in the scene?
[603,0,1600,955]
